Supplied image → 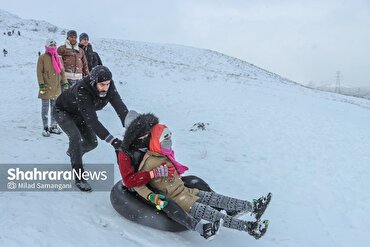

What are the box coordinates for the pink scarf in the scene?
[45,46,62,74]
[161,147,189,175]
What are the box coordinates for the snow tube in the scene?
[110,175,212,232]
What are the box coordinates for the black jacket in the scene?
[55,76,128,141]
[79,44,102,71]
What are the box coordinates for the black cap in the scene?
[67,30,77,38]
[90,65,112,84]
[79,33,89,42]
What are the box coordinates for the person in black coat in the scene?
[54,65,128,191]
[78,33,102,71]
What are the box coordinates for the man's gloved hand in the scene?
[39,84,46,94]
[150,163,175,179]
[147,193,168,210]
[111,138,123,149]
[62,82,69,91]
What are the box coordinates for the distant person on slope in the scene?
[54,65,128,191]
[37,38,69,137]
[78,33,102,71]
[57,30,89,87]
[3,49,8,57]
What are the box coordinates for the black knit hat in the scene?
[79,33,89,42]
[67,30,77,38]
[90,65,112,84]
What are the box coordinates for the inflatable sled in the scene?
[110,175,212,232]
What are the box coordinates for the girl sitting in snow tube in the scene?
[112,111,219,237]
[112,111,271,239]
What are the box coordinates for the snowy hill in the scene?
[1,9,370,247]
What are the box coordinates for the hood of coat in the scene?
[79,43,93,50]
[149,124,172,153]
[65,39,79,51]
[122,113,159,151]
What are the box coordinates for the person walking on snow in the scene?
[54,65,128,191]
[3,49,8,57]
[78,33,102,71]
[57,30,89,87]
[37,39,69,137]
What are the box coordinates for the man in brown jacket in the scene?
[133,123,271,240]
[57,30,89,86]
[37,38,69,137]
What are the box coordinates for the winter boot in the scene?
[252,193,272,220]
[49,125,62,134]
[244,220,269,239]
[200,219,223,240]
[75,179,92,192]
[42,127,50,137]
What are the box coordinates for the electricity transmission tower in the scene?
[335,71,341,93]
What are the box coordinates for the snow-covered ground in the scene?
[1,9,370,247]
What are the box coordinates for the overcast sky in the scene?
[1,0,369,87]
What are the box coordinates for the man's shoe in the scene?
[75,180,92,192]
[49,125,62,134]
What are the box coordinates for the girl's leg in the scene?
[41,99,49,129]
[197,190,253,213]
[50,99,57,127]
[163,198,200,231]
[163,199,220,239]
[190,202,248,231]
[189,202,267,239]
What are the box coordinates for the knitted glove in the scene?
[147,193,168,210]
[39,84,46,94]
[150,163,175,179]
[62,82,69,91]
[111,138,123,149]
